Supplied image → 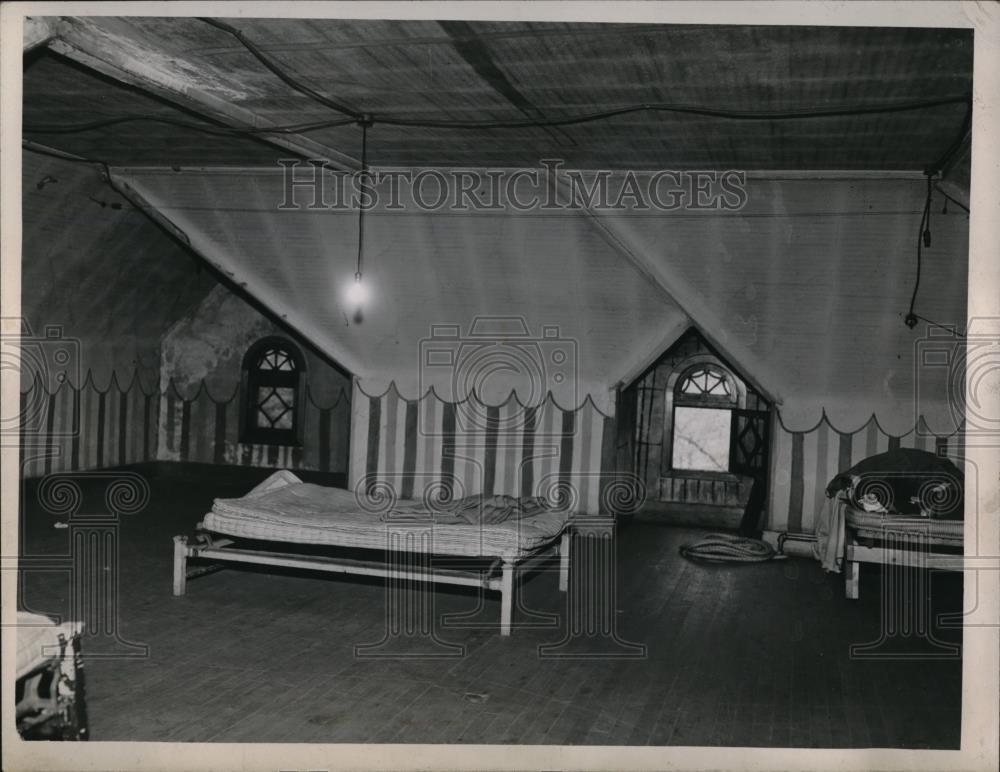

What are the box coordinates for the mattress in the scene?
[846,508,964,543]
[202,471,571,560]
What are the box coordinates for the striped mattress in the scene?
[846,508,964,543]
[202,471,571,560]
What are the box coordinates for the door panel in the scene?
[729,408,770,477]
[731,408,771,534]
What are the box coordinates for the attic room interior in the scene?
[8,8,991,757]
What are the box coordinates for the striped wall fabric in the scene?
[349,382,617,515]
[20,364,965,534]
[768,412,965,535]
[158,380,350,473]
[18,372,159,478]
[19,373,350,478]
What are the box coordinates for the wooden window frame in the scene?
[670,364,739,473]
[239,336,306,447]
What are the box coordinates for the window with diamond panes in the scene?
[241,338,305,445]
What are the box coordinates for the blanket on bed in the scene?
[824,448,963,519]
[206,472,572,559]
[813,494,849,572]
[382,494,557,525]
[213,474,562,526]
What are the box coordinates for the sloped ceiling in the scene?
[595,176,969,432]
[20,152,217,392]
[21,17,973,432]
[113,167,688,413]
[114,167,969,432]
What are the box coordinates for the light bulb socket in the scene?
[354,272,362,282]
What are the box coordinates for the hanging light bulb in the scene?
[347,117,372,312]
[346,271,368,306]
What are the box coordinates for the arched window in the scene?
[675,365,738,406]
[240,337,306,446]
[671,364,738,472]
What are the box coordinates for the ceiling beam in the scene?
[48,18,360,171]
[23,16,56,52]
[437,19,575,149]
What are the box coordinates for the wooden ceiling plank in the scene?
[24,16,58,52]
[29,18,973,170]
[48,27,361,171]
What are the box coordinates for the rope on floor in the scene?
[678,533,786,563]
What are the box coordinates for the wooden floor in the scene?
[16,463,962,747]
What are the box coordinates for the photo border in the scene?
[2,2,997,771]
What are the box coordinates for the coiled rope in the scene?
[678,533,786,563]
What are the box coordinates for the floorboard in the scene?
[15,462,963,747]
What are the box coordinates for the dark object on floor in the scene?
[825,448,963,519]
[678,532,782,563]
[15,613,89,741]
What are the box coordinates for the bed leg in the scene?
[846,559,860,600]
[559,530,571,592]
[173,535,188,596]
[499,561,515,637]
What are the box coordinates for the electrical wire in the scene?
[371,96,972,130]
[23,96,973,138]
[199,17,364,121]
[921,173,932,240]
[905,175,934,328]
[910,314,966,338]
[355,120,370,281]
[934,185,970,214]
[27,18,976,318]
[901,176,966,337]
[25,139,969,340]
[22,17,973,182]
[24,114,358,137]
[197,17,969,133]
[928,97,973,178]
[678,533,784,563]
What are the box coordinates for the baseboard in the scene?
[762,529,817,559]
[635,503,743,529]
